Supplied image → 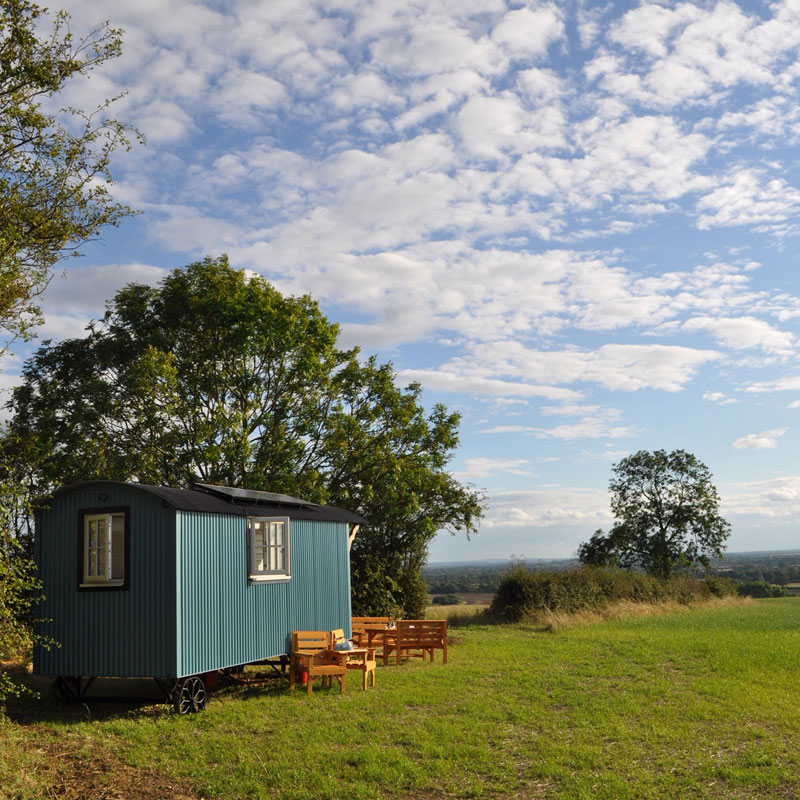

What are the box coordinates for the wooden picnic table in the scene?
[364,626,398,664]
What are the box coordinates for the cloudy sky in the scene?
[8,0,800,562]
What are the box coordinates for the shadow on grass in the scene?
[2,662,292,725]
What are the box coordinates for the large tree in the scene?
[6,256,485,616]
[578,449,730,578]
[1,0,137,353]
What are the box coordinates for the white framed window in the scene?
[248,517,290,581]
[81,511,126,587]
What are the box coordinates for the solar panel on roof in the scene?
[194,482,319,508]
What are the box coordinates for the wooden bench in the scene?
[384,619,448,666]
[289,630,347,695]
[330,629,376,690]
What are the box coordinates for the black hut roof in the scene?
[50,481,366,524]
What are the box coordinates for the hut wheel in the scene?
[174,675,206,714]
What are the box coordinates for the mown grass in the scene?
[2,598,799,799]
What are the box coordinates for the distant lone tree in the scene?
[578,449,730,579]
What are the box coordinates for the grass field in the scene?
[2,597,799,799]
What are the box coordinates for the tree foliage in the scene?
[736,580,789,599]
[0,447,53,705]
[0,0,138,353]
[6,256,485,617]
[1,0,134,705]
[578,449,731,579]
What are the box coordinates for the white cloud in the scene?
[27,262,168,342]
[702,391,738,405]
[716,96,800,143]
[540,404,602,416]
[696,170,800,231]
[484,487,612,529]
[398,340,720,413]
[478,425,534,435]
[209,69,287,126]
[394,69,490,131]
[39,262,167,318]
[479,404,632,440]
[516,67,564,102]
[454,457,533,479]
[150,209,243,253]
[329,73,405,112]
[732,428,788,449]
[461,340,721,393]
[724,475,800,517]
[456,93,526,159]
[565,115,713,204]
[367,10,506,79]
[492,6,564,60]
[395,368,578,401]
[491,6,564,61]
[746,376,800,394]
[135,100,197,143]
[683,315,794,354]
[609,4,701,59]
[479,421,632,441]
[532,420,634,440]
[601,1,800,108]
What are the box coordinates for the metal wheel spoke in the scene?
[174,676,206,714]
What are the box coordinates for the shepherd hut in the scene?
[33,481,363,708]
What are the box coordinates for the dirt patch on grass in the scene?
[20,738,203,800]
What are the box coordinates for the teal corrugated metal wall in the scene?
[33,484,353,681]
[286,519,352,641]
[33,484,176,678]
[177,513,352,677]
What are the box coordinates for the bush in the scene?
[432,594,461,605]
[737,580,790,598]
[490,565,731,622]
[704,576,737,598]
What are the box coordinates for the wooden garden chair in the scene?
[330,628,377,690]
[289,630,347,695]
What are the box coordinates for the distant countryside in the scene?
[423,549,800,601]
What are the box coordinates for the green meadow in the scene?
[2,598,799,799]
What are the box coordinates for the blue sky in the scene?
[6,0,800,562]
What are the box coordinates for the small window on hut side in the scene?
[248,517,290,581]
[81,511,126,587]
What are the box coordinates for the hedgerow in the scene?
[490,565,737,623]
[736,580,790,598]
